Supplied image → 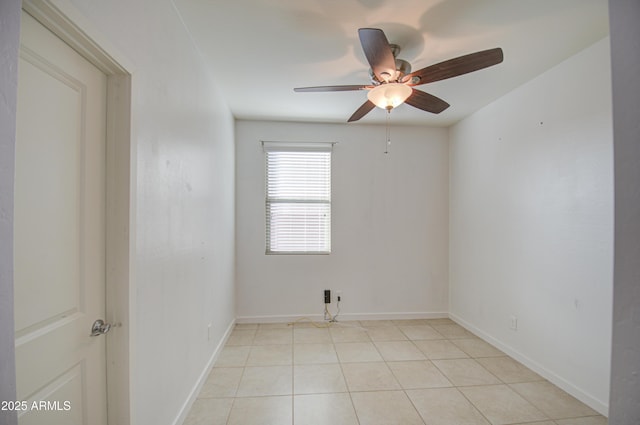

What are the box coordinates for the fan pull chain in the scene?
[385,107,391,154]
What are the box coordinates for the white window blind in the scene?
[264,142,332,254]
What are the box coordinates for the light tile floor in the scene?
[183,319,607,425]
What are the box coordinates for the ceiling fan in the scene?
[294,28,504,122]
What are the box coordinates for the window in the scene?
[263,142,333,254]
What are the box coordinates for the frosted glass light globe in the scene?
[367,83,412,110]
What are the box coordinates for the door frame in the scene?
[21,1,133,423]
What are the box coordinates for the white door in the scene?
[14,11,108,425]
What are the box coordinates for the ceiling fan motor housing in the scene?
[369,58,412,85]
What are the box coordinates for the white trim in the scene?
[105,73,133,425]
[261,140,336,152]
[21,0,134,74]
[265,148,332,254]
[20,2,134,424]
[236,311,449,324]
[449,313,609,416]
[171,319,236,425]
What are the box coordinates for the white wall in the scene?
[236,120,449,321]
[608,0,640,422]
[0,1,20,425]
[449,38,613,413]
[51,1,237,424]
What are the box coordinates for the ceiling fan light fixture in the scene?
[367,83,412,110]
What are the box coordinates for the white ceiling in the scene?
[173,0,609,126]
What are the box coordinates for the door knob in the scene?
[90,319,112,336]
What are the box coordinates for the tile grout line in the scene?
[419,333,498,425]
[201,321,606,425]
[382,343,428,425]
[224,328,253,425]
[333,329,362,425]
[228,327,255,421]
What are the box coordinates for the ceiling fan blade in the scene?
[358,28,397,83]
[348,100,376,122]
[405,89,450,114]
[294,85,370,92]
[404,48,504,86]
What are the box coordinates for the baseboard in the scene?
[236,311,449,324]
[449,313,609,416]
[171,318,236,425]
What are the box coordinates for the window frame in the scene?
[263,141,334,255]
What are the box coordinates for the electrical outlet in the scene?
[207,323,212,340]
[336,290,342,302]
[510,316,518,331]
[324,290,331,304]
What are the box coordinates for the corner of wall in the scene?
[448,39,614,414]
